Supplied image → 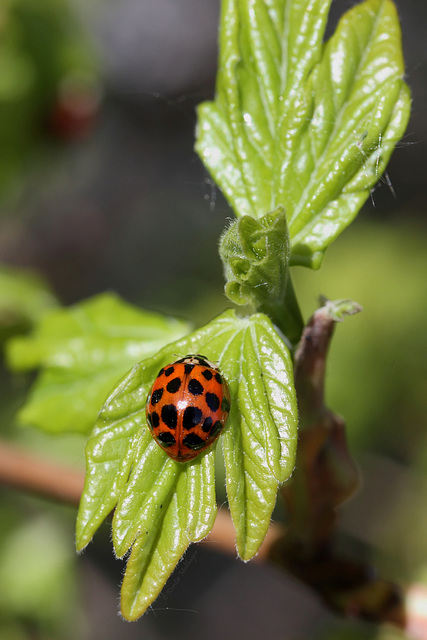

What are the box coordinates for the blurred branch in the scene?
[206,510,427,639]
[206,301,427,637]
[269,301,407,628]
[204,507,285,561]
[1,434,427,637]
[0,440,84,505]
[0,440,284,556]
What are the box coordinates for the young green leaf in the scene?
[6,293,191,434]
[120,449,216,620]
[220,313,297,559]
[219,206,304,343]
[196,0,410,268]
[220,207,290,308]
[76,309,297,618]
[318,297,363,323]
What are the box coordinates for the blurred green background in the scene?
[0,0,426,639]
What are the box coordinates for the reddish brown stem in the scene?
[0,440,84,505]
[270,301,407,628]
[1,437,426,636]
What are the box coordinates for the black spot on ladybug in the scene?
[166,377,181,393]
[221,397,230,413]
[161,404,177,429]
[151,388,164,405]
[188,379,204,396]
[150,412,160,428]
[215,372,222,384]
[205,392,220,412]
[202,369,213,381]
[184,363,195,375]
[183,406,203,430]
[195,357,210,367]
[202,416,213,433]
[164,366,175,377]
[182,433,206,449]
[157,367,165,377]
[210,420,222,438]
[157,431,176,446]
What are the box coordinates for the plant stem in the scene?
[260,273,305,348]
[0,440,84,505]
[1,440,426,635]
[268,301,408,627]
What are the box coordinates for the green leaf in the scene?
[6,293,191,434]
[220,312,297,559]
[196,0,410,268]
[76,308,297,618]
[120,450,216,620]
[0,266,57,341]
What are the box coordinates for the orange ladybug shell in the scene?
[146,355,231,462]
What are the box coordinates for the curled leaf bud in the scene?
[219,207,290,311]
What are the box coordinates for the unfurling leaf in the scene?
[220,206,290,307]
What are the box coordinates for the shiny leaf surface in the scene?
[76,309,297,618]
[196,0,410,267]
[7,293,190,433]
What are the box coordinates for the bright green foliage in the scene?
[6,293,191,434]
[220,207,289,307]
[76,309,297,618]
[220,312,297,559]
[5,0,410,623]
[219,206,303,343]
[0,266,57,341]
[196,0,410,268]
[120,445,217,620]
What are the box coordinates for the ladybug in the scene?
[146,355,231,462]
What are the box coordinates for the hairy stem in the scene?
[260,274,305,348]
